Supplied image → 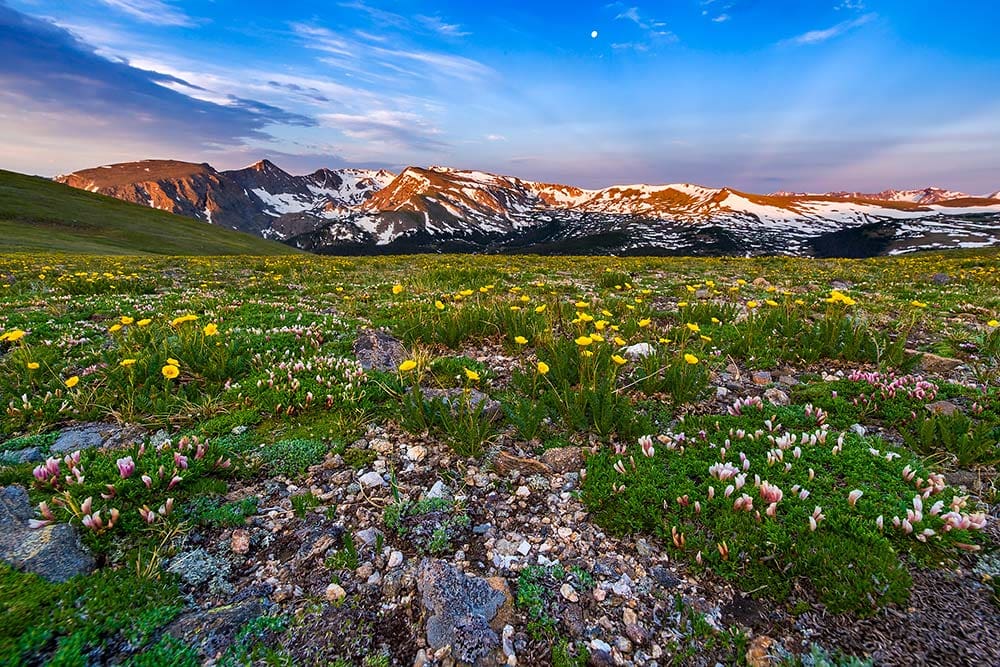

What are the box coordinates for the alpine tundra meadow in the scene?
[1,1,999,666]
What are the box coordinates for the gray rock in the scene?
[0,485,95,582]
[417,558,509,665]
[49,422,143,455]
[166,547,231,589]
[353,328,407,373]
[49,422,115,454]
[635,538,652,558]
[931,273,951,285]
[751,371,773,386]
[778,375,799,386]
[650,566,681,589]
[166,593,268,659]
[355,527,383,546]
[358,471,386,488]
[623,343,655,359]
[850,423,867,437]
[0,486,32,523]
[426,480,453,501]
[421,388,503,421]
[0,446,44,465]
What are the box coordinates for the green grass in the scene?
[0,249,997,664]
[0,169,298,255]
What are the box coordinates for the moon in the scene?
[591,30,598,39]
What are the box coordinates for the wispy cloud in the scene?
[485,134,506,142]
[612,42,650,53]
[292,22,492,83]
[95,0,196,27]
[781,13,875,46]
[835,1,866,10]
[0,5,310,150]
[612,5,677,45]
[712,14,730,23]
[319,110,445,150]
[417,15,471,38]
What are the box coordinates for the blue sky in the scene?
[1,0,998,192]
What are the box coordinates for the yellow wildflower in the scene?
[590,333,604,342]
[987,319,999,327]
[435,300,445,310]
[392,284,404,295]
[162,364,180,380]
[167,358,180,367]
[575,335,593,347]
[537,361,550,375]
[611,354,627,366]
[120,359,137,367]
[399,360,417,372]
[170,314,199,326]
[684,353,699,365]
[464,368,480,381]
[109,324,123,333]
[203,323,219,336]
[65,376,79,388]
[0,329,26,343]
[514,336,528,345]
[120,316,134,325]
[910,300,927,308]
[534,305,546,314]
[137,319,152,327]
[638,318,651,328]
[27,362,40,370]
[747,301,759,309]
[686,323,700,333]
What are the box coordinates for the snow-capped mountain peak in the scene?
[55,159,1000,256]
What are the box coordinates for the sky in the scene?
[1,0,998,193]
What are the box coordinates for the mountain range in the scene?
[55,159,1000,257]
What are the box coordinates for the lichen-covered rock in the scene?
[0,485,95,582]
[417,558,511,666]
[353,328,407,372]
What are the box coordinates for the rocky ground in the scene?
[4,350,995,667]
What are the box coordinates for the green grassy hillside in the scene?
[0,169,298,255]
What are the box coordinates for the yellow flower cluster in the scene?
[0,329,26,343]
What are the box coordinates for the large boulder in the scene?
[0,485,95,582]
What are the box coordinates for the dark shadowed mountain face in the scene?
[55,161,1000,258]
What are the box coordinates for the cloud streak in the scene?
[96,0,197,27]
[0,5,311,152]
[782,13,875,46]
[319,110,446,150]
